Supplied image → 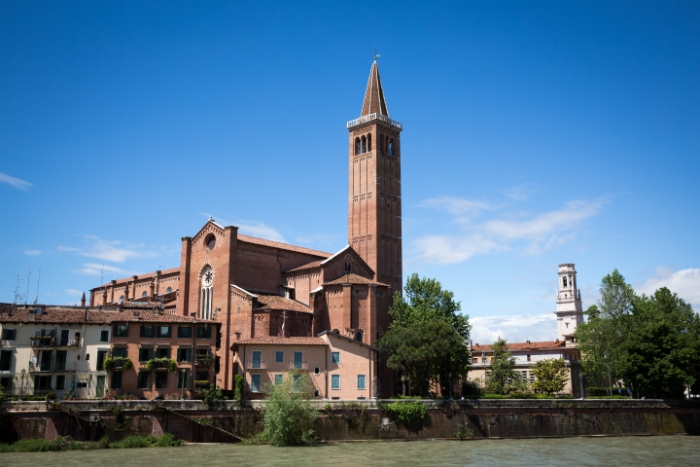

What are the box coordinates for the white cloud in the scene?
[0,171,32,191]
[203,213,288,243]
[59,235,158,263]
[24,250,41,256]
[470,313,557,344]
[635,267,700,308]
[418,197,494,221]
[413,197,605,264]
[77,263,128,276]
[504,183,538,202]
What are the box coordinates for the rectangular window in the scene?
[251,350,262,369]
[113,324,128,338]
[196,326,212,339]
[155,348,170,359]
[274,374,283,386]
[35,375,52,391]
[293,374,302,392]
[472,357,478,363]
[331,374,340,389]
[112,347,127,359]
[139,348,154,362]
[482,357,487,363]
[293,351,303,369]
[100,330,109,342]
[251,374,261,393]
[177,347,192,363]
[140,325,155,338]
[178,326,192,338]
[97,350,109,371]
[195,370,209,382]
[56,375,66,390]
[55,350,68,371]
[1,328,16,341]
[0,377,12,391]
[137,371,151,389]
[0,350,12,372]
[111,371,123,389]
[331,352,340,364]
[155,372,168,389]
[177,370,190,389]
[157,326,172,338]
[357,375,366,389]
[527,355,531,362]
[275,351,284,363]
[40,350,52,371]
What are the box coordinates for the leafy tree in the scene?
[532,358,569,395]
[261,372,318,446]
[378,274,471,396]
[201,384,225,405]
[486,338,516,395]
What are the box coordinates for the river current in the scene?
[2,436,698,466]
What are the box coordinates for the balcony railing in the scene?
[195,354,215,366]
[30,361,53,372]
[56,338,79,347]
[30,336,55,347]
[289,361,307,370]
[346,113,402,130]
[248,360,266,370]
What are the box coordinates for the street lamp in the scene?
[19,368,26,401]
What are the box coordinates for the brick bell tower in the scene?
[347,58,403,294]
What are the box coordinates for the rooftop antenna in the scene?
[24,268,31,307]
[33,268,42,304]
[374,47,380,62]
[11,274,23,305]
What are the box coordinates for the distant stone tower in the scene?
[346,58,403,294]
[555,263,584,346]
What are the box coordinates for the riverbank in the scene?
[0,433,183,452]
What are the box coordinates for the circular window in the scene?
[205,234,216,250]
[141,291,148,298]
[166,287,173,293]
[314,367,321,375]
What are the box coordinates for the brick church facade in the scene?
[89,59,404,395]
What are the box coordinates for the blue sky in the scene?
[1,1,699,343]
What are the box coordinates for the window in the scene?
[389,139,394,156]
[178,326,192,338]
[35,375,52,391]
[0,377,12,391]
[274,374,283,386]
[293,374,302,392]
[139,348,154,362]
[251,350,262,369]
[293,351,303,369]
[142,291,148,298]
[357,375,366,389]
[361,136,367,153]
[331,374,340,389]
[96,350,108,371]
[137,371,151,389]
[275,351,284,363]
[157,326,172,338]
[527,355,531,362]
[367,133,372,151]
[472,357,478,363]
[113,324,128,338]
[140,325,155,338]
[77,382,87,388]
[155,348,170,359]
[563,276,568,287]
[380,135,385,153]
[355,138,361,155]
[195,370,209,382]
[1,328,16,341]
[200,267,214,320]
[331,352,340,364]
[100,330,109,342]
[56,375,66,390]
[112,347,127,358]
[155,372,168,389]
[177,370,190,389]
[205,234,216,250]
[482,357,487,364]
[314,367,320,375]
[251,374,261,392]
[196,326,212,339]
[0,350,12,372]
[111,371,123,389]
[177,347,192,363]
[529,372,535,383]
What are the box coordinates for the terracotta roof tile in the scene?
[234,336,326,346]
[472,340,566,352]
[92,267,180,290]
[324,273,389,287]
[253,295,311,313]
[237,234,332,258]
[284,260,323,273]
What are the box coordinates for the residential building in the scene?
[232,331,378,400]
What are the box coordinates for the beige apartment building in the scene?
[232,331,378,400]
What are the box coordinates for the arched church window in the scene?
[389,139,394,156]
[361,136,367,153]
[200,266,214,320]
[367,134,372,152]
[355,138,361,155]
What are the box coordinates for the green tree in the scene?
[531,358,569,395]
[486,338,516,395]
[622,288,700,399]
[261,372,318,446]
[378,274,471,396]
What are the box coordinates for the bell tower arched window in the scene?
[200,266,214,320]
[355,138,361,155]
[389,139,394,156]
[367,134,372,152]
[361,136,367,153]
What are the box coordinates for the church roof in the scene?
[324,273,390,287]
[234,336,326,346]
[284,260,323,273]
[361,60,389,117]
[237,234,332,258]
[471,340,568,352]
[253,294,311,313]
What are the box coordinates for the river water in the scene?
[2,436,698,466]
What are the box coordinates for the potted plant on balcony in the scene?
[196,353,216,365]
[146,357,177,372]
[103,357,133,371]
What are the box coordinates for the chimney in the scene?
[80,292,86,307]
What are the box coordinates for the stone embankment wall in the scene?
[1,399,699,443]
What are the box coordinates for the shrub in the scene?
[234,374,244,402]
[145,358,177,372]
[201,384,225,405]
[385,401,427,425]
[260,372,318,446]
[110,435,155,449]
[103,357,133,371]
[154,432,183,447]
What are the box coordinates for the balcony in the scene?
[56,338,79,347]
[30,336,55,348]
[289,361,307,370]
[30,361,53,372]
[195,354,215,366]
[248,360,266,370]
[346,113,402,130]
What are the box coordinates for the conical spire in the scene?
[361,59,389,117]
